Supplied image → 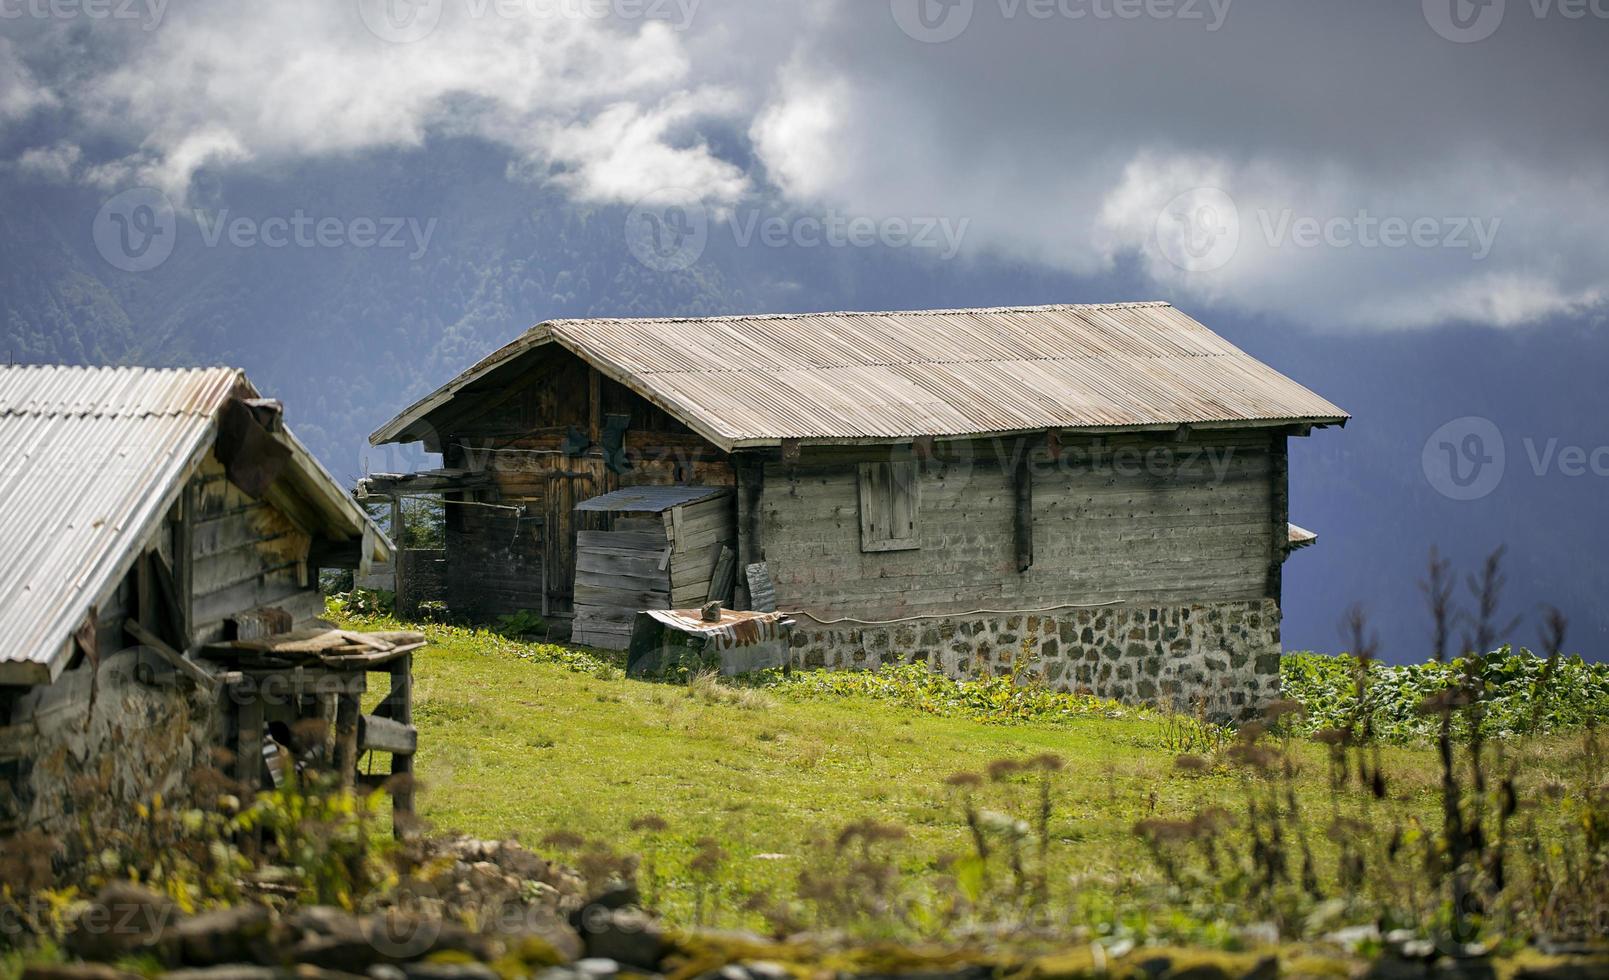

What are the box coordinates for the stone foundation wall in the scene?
[1,649,222,844]
[789,599,1283,722]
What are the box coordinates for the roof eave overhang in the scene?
[723,415,1352,450]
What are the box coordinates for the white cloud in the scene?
[0,36,55,123]
[27,0,752,205]
[9,0,1609,330]
[16,141,80,181]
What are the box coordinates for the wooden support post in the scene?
[1013,441,1034,573]
[236,695,264,793]
[1267,431,1289,602]
[587,367,602,446]
[177,484,194,648]
[334,693,360,791]
[735,455,765,609]
[387,654,415,834]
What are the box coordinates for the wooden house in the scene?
[0,366,405,840]
[368,303,1349,718]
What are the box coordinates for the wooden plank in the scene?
[359,714,417,755]
[667,512,734,545]
[574,582,671,609]
[576,550,673,579]
[192,569,304,627]
[576,569,671,593]
[745,562,777,613]
[707,546,736,604]
[614,516,662,532]
[577,529,668,551]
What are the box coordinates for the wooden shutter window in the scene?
[858,461,921,552]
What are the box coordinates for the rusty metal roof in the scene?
[371,302,1349,452]
[0,365,387,685]
[574,485,729,513]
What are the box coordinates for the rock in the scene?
[21,965,142,980]
[291,907,365,938]
[582,883,641,914]
[369,967,408,980]
[574,958,621,977]
[164,905,277,967]
[161,968,280,980]
[579,909,667,971]
[63,883,178,962]
[1326,924,1382,952]
[399,965,500,980]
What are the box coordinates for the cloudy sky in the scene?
[4,0,1607,331]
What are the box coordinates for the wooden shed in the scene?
[571,486,735,649]
[0,366,409,841]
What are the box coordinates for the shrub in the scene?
[1282,647,1609,743]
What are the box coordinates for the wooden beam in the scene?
[735,455,765,608]
[1266,431,1289,602]
[125,619,217,691]
[177,484,195,647]
[588,367,602,445]
[1013,441,1034,573]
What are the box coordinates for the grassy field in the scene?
[342,613,1590,937]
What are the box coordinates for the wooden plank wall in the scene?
[572,521,671,648]
[665,496,736,608]
[758,430,1282,622]
[189,454,319,642]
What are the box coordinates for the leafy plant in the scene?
[494,609,548,639]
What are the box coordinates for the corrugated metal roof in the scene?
[0,365,388,685]
[574,485,729,513]
[371,302,1349,452]
[0,366,241,682]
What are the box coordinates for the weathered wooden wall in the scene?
[190,454,321,642]
[757,430,1283,621]
[435,346,734,618]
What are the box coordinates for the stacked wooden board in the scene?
[570,487,735,649]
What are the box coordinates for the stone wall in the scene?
[1,648,223,843]
[788,598,1283,722]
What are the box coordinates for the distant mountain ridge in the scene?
[5,139,1604,659]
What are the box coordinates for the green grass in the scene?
[339,611,1587,933]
